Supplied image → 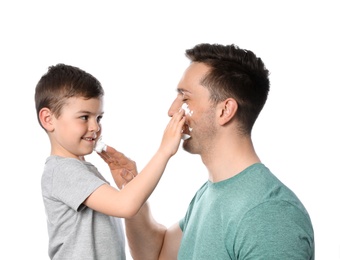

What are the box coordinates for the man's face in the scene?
[168,62,217,155]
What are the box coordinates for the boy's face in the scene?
[49,97,104,159]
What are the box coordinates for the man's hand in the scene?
[97,146,138,189]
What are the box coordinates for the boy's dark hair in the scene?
[35,63,104,129]
[185,43,270,135]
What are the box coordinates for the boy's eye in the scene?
[97,116,103,123]
[80,115,89,120]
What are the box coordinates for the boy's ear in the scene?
[218,98,238,125]
[39,108,54,132]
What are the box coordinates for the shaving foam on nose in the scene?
[94,138,107,153]
[181,103,193,116]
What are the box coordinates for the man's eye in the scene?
[181,91,188,102]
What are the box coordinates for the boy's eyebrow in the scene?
[77,110,104,115]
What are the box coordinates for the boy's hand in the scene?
[158,108,186,157]
[98,146,137,189]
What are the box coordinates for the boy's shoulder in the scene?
[44,155,90,173]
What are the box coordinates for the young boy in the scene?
[35,63,185,259]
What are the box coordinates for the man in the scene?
[105,43,315,259]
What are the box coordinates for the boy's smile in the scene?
[49,96,104,159]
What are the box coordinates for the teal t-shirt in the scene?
[178,163,314,259]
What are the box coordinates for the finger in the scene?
[105,145,126,161]
[121,169,135,181]
[97,145,138,175]
[166,109,185,130]
[163,110,185,139]
[98,152,118,165]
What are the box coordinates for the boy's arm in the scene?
[102,146,183,259]
[84,109,185,218]
[98,141,177,258]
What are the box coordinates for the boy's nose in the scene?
[90,120,101,132]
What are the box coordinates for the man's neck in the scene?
[202,136,260,183]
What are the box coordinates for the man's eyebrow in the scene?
[176,88,191,94]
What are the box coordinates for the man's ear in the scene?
[218,98,238,125]
[39,108,54,132]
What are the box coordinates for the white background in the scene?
[1,1,339,259]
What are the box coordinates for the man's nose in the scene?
[168,98,182,117]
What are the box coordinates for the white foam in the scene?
[181,103,193,116]
[181,103,193,140]
[181,134,191,140]
[94,138,107,153]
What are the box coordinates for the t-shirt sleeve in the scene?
[179,218,185,231]
[234,200,314,259]
[51,159,107,211]
[179,182,208,232]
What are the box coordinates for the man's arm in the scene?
[159,221,182,260]
[125,202,182,260]
[97,145,138,189]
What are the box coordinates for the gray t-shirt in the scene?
[41,155,125,260]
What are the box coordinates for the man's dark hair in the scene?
[186,43,270,134]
